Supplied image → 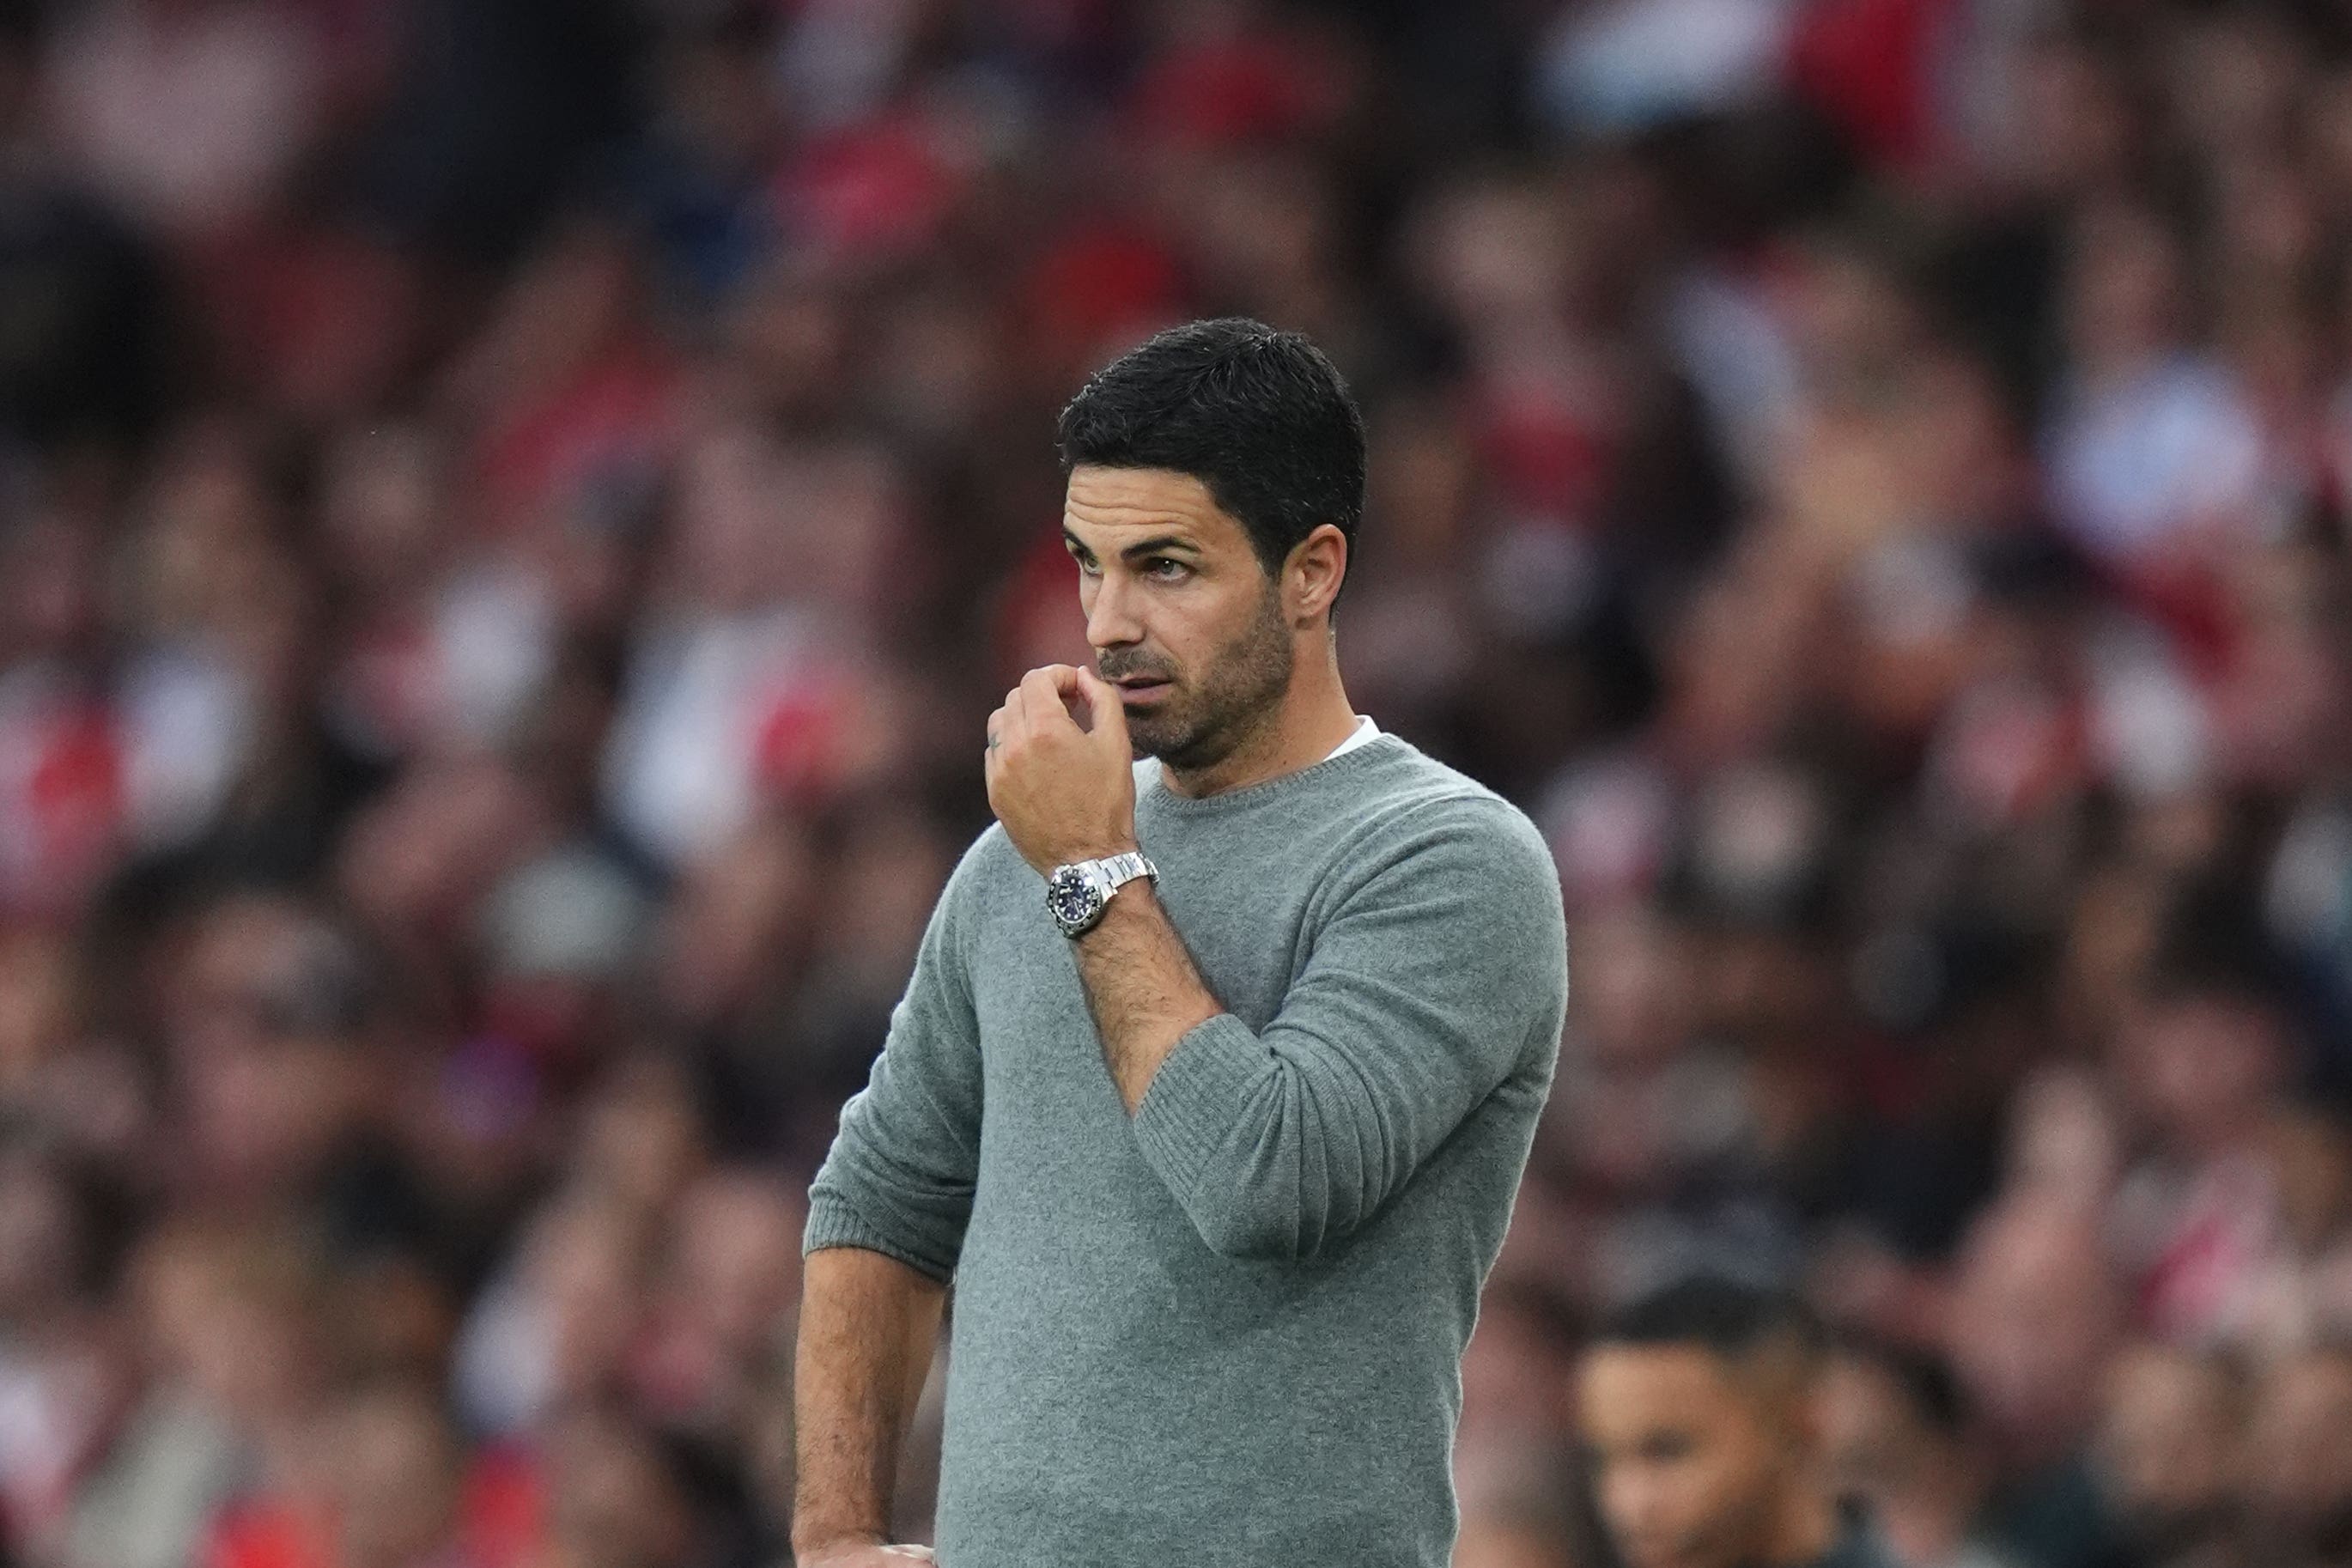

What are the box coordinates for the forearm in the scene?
[1072,884,1222,1113]
[791,1247,949,1555]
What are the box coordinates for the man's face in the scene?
[1578,1345,1797,1568]
[1062,465,1293,771]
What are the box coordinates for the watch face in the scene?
[1046,866,1103,930]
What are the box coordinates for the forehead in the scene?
[1063,465,1249,551]
[1579,1345,1749,1431]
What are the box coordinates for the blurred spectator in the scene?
[2092,1342,2247,1568]
[0,0,2339,1562]
[1820,1340,2021,1568]
[1945,1198,2129,1568]
[46,0,327,245]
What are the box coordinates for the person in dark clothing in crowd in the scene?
[1577,1277,1901,1568]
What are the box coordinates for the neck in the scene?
[1160,637,1358,799]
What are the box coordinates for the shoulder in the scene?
[1315,743,1563,942]
[919,824,1037,977]
[1348,740,1556,878]
[955,821,1030,881]
[936,822,1035,917]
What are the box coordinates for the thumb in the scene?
[1074,668,1131,751]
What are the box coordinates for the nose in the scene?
[1085,574,1143,652]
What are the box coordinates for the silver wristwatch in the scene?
[1043,851,1158,938]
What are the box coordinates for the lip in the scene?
[1113,678,1172,705]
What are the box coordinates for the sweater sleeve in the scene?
[1128,796,1567,1261]
[802,836,991,1283]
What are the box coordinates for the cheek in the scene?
[1184,589,1277,665]
[1136,607,1206,676]
[1631,1449,1758,1546]
[1602,1458,1693,1529]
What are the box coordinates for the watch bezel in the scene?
[1045,863,1109,935]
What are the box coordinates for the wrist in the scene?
[1049,839,1139,868]
[1077,874,1156,934]
[792,1524,887,1558]
[1044,847,1156,938]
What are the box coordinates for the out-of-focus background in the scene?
[0,0,2345,1565]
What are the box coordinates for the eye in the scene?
[1144,557,1190,581]
[1069,551,1102,578]
[1638,1433,1696,1463]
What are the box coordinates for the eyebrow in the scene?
[1062,530,1200,562]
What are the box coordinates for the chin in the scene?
[1122,714,1195,762]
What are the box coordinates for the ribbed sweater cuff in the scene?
[802,1192,955,1284]
[1131,1013,1266,1193]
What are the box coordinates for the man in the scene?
[1577,1277,1899,1568]
[790,319,1569,1566]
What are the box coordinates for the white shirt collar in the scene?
[1324,715,1380,761]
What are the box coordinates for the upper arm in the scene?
[1261,796,1568,1163]
[1129,798,1568,1259]
[804,834,997,1281]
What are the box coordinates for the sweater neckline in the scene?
[1139,732,1411,815]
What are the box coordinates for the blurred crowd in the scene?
[0,0,2346,1566]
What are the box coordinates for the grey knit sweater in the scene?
[803,734,1569,1567]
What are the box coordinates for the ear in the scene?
[1284,524,1349,624]
[1741,1341,1824,1462]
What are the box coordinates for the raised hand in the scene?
[985,664,1139,873]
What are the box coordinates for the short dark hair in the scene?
[1595,1276,1826,1364]
[1056,318,1367,588]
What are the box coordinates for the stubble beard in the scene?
[1116,587,1295,773]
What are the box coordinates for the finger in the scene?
[985,704,1007,754]
[1042,663,1091,726]
[1073,667,1131,749]
[1020,666,1079,728]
